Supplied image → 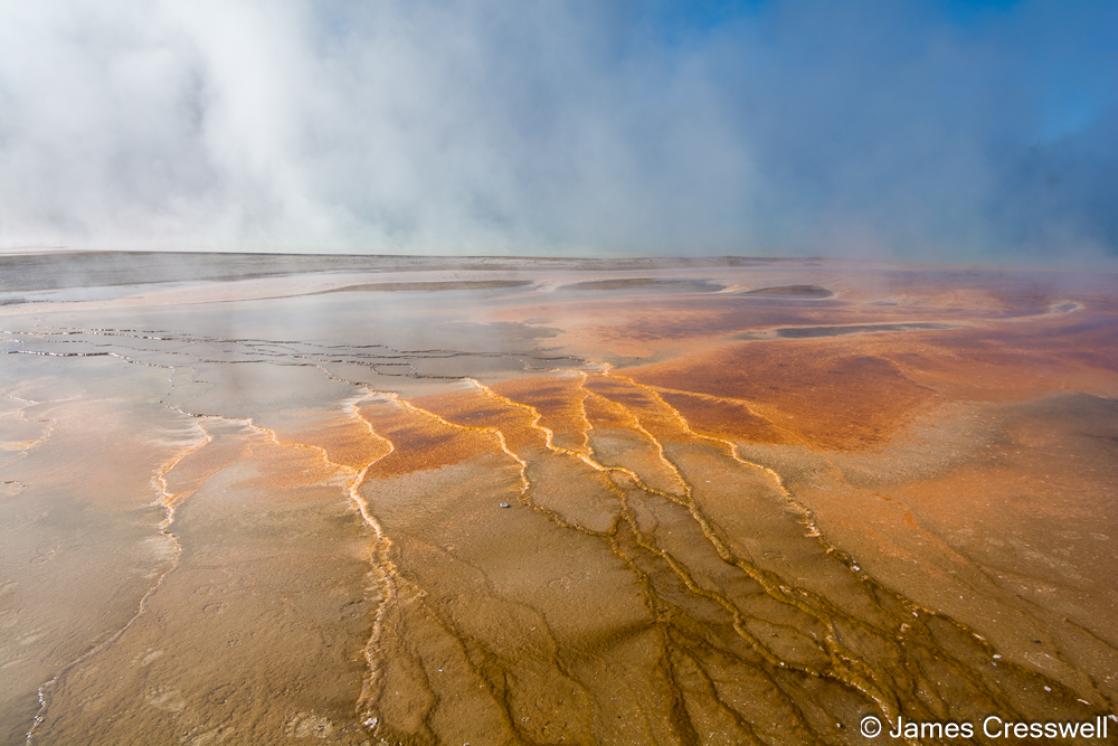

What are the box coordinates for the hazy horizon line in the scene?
[3,244,1116,273]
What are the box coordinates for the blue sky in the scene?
[0,1,1114,260]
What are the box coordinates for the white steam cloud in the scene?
[0,1,1114,259]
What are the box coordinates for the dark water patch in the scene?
[561,278,724,292]
[736,322,955,340]
[315,280,533,294]
[740,284,833,299]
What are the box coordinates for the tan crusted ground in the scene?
[0,255,1115,744]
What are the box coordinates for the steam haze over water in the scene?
[0,1,1115,260]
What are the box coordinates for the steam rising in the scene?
[0,1,1114,259]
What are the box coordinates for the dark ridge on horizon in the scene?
[0,251,817,293]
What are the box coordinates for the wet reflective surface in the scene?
[1,253,1116,744]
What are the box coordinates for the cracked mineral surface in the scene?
[1,252,1116,744]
